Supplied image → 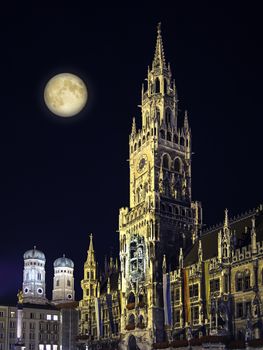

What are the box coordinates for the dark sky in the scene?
[0,2,262,304]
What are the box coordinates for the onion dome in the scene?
[54,254,74,268]
[23,246,45,261]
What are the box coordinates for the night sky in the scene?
[0,2,262,304]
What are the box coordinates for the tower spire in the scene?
[153,22,166,69]
[224,208,229,229]
[87,233,95,263]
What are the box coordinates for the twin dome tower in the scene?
[22,246,75,304]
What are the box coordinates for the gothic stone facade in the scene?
[77,25,263,350]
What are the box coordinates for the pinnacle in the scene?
[153,22,166,69]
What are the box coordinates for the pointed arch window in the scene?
[180,136,185,146]
[164,79,168,94]
[155,78,160,93]
[165,109,171,126]
[236,272,243,291]
[162,154,170,170]
[174,133,178,144]
[128,292,135,304]
[174,158,181,173]
[167,131,172,141]
[156,108,160,123]
[244,270,250,290]
[160,129,165,139]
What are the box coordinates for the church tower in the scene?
[52,255,75,304]
[79,234,98,335]
[118,24,202,348]
[22,246,47,304]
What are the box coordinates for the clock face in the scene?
[137,154,148,173]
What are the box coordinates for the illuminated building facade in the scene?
[0,249,79,350]
[77,24,263,350]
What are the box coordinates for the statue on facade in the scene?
[17,289,23,304]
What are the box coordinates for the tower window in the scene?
[164,79,168,94]
[165,109,171,126]
[174,133,178,144]
[37,273,41,281]
[160,129,165,139]
[67,280,71,287]
[174,158,181,173]
[162,154,170,169]
[155,78,160,93]
[56,280,59,287]
[180,137,185,146]
[236,272,243,291]
[167,132,172,141]
[244,270,250,290]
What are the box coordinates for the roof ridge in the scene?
[202,207,257,235]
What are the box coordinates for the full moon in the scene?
[44,73,88,117]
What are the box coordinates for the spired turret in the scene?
[52,254,75,304]
[22,246,47,304]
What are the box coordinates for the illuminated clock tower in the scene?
[118,24,202,349]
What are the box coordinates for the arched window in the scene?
[146,132,150,140]
[67,280,71,287]
[167,132,172,141]
[174,158,181,173]
[236,272,243,291]
[37,273,41,281]
[244,270,250,290]
[156,108,160,123]
[165,109,171,126]
[174,133,178,144]
[56,279,59,287]
[145,112,149,126]
[138,294,144,303]
[162,154,170,169]
[128,314,135,325]
[175,206,179,215]
[134,143,137,151]
[138,140,141,148]
[142,136,145,144]
[180,136,185,146]
[160,129,165,139]
[164,79,168,94]
[128,292,135,304]
[155,78,160,93]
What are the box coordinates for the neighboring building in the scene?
[77,24,263,350]
[0,303,60,350]
[0,248,79,350]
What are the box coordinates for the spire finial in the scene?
[162,254,167,273]
[224,208,229,228]
[157,22,161,35]
[153,23,166,69]
[131,117,136,135]
[89,233,93,250]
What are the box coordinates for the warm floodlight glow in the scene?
[44,73,88,117]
